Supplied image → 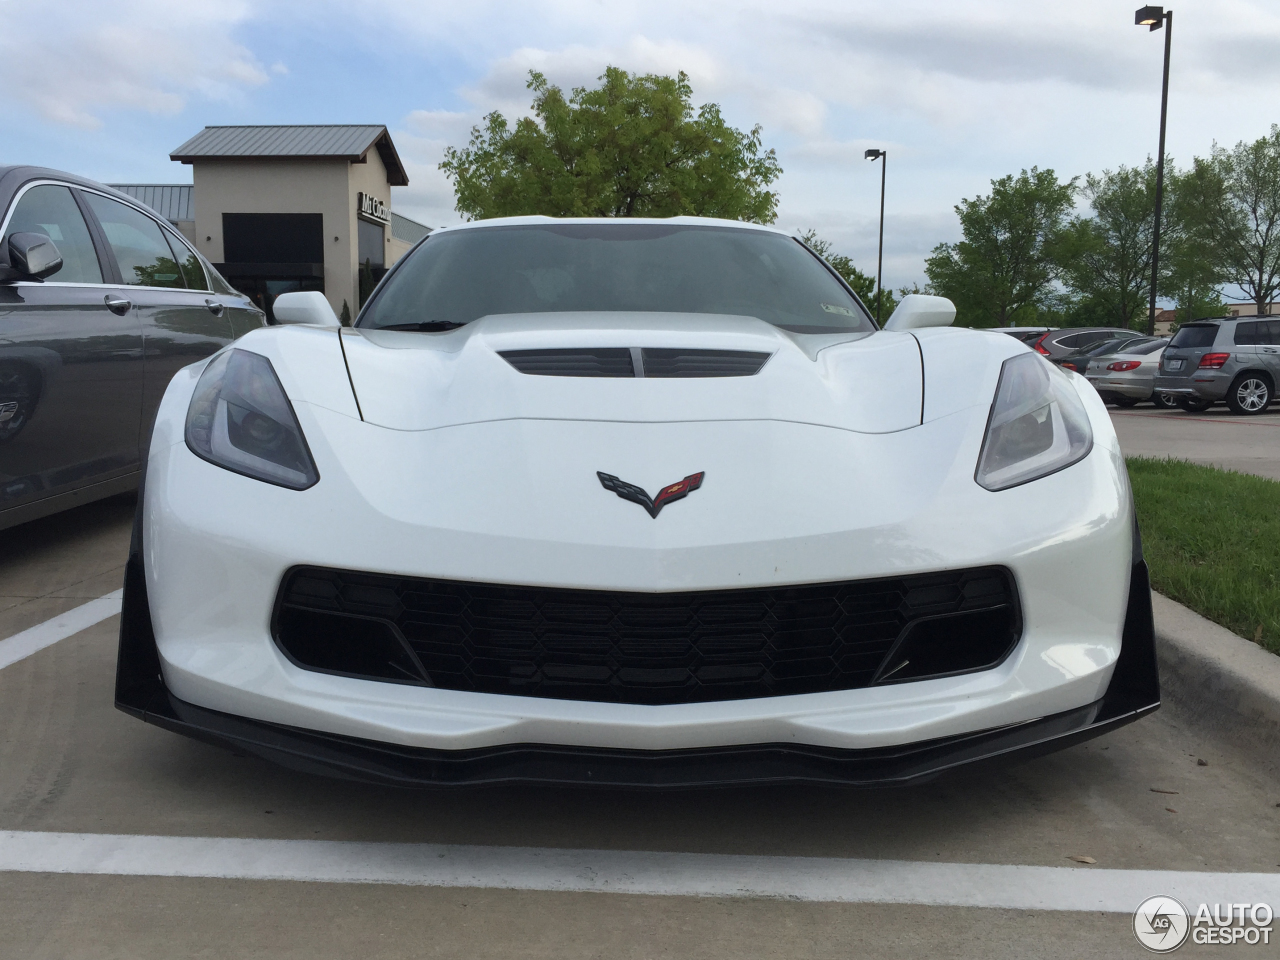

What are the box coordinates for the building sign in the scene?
[357,192,389,224]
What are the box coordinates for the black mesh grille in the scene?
[500,348,634,377]
[273,567,1020,705]
[641,348,770,377]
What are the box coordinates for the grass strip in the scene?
[1128,457,1279,655]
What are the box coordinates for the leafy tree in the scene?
[925,168,1076,327]
[796,230,895,315]
[1061,162,1159,330]
[1178,125,1280,315]
[441,68,782,223]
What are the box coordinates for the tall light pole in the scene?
[1135,5,1173,336]
[865,148,887,323]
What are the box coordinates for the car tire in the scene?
[1176,397,1213,413]
[1112,397,1139,408]
[0,362,41,443]
[1225,373,1272,416]
[1153,392,1180,410]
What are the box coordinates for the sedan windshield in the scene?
[359,223,876,334]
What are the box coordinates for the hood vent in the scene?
[500,347,771,378]
[640,348,770,378]
[500,348,635,377]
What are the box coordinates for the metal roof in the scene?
[107,184,193,223]
[170,125,408,186]
[390,211,432,245]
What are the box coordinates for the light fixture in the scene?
[865,149,887,323]
[1134,6,1173,334]
[1135,5,1164,29]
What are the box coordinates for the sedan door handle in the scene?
[104,294,132,316]
[204,299,225,317]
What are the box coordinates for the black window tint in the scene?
[1169,324,1219,348]
[1055,334,1083,349]
[2,184,103,283]
[1264,320,1280,345]
[163,228,208,291]
[1234,321,1263,346]
[84,193,184,288]
[361,224,875,333]
[1129,339,1168,355]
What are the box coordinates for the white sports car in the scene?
[116,217,1159,787]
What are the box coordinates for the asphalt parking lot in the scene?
[1110,405,1280,481]
[1,480,1278,960]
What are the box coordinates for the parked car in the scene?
[1031,327,1146,364]
[1084,338,1170,406]
[1154,316,1279,414]
[1056,336,1160,375]
[116,216,1158,788]
[991,326,1054,343]
[0,166,266,531]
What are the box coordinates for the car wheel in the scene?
[1225,374,1272,416]
[0,362,41,443]
[1176,397,1213,413]
[1112,397,1139,408]
[1153,392,1180,410]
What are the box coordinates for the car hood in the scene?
[338,312,926,434]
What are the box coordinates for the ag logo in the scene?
[1134,896,1190,953]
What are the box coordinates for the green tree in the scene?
[925,168,1076,327]
[796,230,896,315]
[1178,125,1280,315]
[1062,162,1159,330]
[440,67,782,222]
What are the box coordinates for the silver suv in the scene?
[1154,316,1279,415]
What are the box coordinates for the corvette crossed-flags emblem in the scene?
[596,471,705,519]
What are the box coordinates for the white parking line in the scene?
[0,590,123,671]
[2,831,1278,911]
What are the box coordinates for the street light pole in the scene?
[1136,6,1173,337]
[865,148,887,323]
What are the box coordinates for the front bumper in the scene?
[115,489,1161,788]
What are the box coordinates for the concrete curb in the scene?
[1153,592,1280,757]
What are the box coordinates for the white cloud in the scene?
[0,0,268,129]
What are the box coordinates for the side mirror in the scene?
[272,291,340,327]
[882,294,956,332]
[7,232,63,281]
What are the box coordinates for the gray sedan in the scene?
[1084,338,1171,407]
[0,166,265,531]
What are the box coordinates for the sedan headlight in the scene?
[975,353,1092,491]
[185,349,319,490]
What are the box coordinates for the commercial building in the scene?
[113,124,430,321]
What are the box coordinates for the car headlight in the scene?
[185,348,319,490]
[975,353,1092,491]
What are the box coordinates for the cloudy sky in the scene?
[3,0,1278,291]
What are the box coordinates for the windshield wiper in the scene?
[375,321,469,331]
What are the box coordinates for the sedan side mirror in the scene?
[272,291,340,327]
[882,295,956,332]
[7,232,63,281]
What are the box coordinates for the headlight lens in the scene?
[185,348,319,490]
[975,353,1092,491]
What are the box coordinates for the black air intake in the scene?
[500,348,634,377]
[640,348,770,377]
[273,567,1021,705]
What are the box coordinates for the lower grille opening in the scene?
[275,607,427,685]
[272,567,1021,705]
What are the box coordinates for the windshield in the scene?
[1168,324,1218,349]
[359,223,876,334]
